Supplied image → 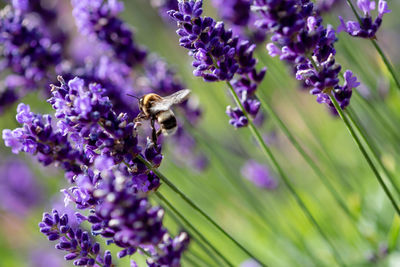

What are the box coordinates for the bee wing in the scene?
[149,89,191,113]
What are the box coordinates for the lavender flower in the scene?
[2,103,90,181]
[84,168,165,255]
[168,0,266,127]
[211,0,266,43]
[0,158,42,216]
[2,75,187,262]
[241,160,277,190]
[253,0,360,112]
[71,0,146,67]
[69,1,207,171]
[338,0,390,39]
[39,209,113,266]
[146,232,190,267]
[48,76,144,164]
[0,5,62,111]
[61,54,138,117]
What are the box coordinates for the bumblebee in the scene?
[130,89,191,143]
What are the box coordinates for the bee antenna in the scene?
[127,94,140,100]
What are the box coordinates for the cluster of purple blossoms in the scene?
[168,0,266,128]
[71,0,147,67]
[3,75,190,265]
[211,0,267,43]
[2,103,90,181]
[253,0,361,112]
[0,4,62,112]
[66,167,165,257]
[39,209,114,266]
[146,232,190,267]
[70,0,207,169]
[338,0,390,39]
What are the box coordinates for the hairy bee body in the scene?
[157,109,177,135]
[133,89,190,143]
[140,93,162,117]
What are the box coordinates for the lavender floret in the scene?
[211,0,266,43]
[168,0,265,127]
[71,0,146,67]
[146,232,190,267]
[253,0,360,112]
[39,209,114,267]
[338,0,390,39]
[0,5,62,111]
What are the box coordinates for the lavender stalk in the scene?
[329,95,400,215]
[346,107,400,197]
[343,0,400,89]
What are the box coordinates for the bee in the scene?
[128,89,191,143]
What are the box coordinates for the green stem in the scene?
[353,90,400,143]
[155,191,233,267]
[138,246,151,257]
[184,251,205,267]
[137,155,266,266]
[346,0,400,90]
[227,82,345,266]
[346,107,400,198]
[329,95,400,216]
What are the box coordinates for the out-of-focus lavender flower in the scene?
[30,248,66,267]
[39,209,113,266]
[211,0,266,43]
[240,258,262,267]
[0,5,62,111]
[151,0,179,21]
[316,0,341,13]
[241,160,277,190]
[146,232,190,267]
[168,0,266,128]
[366,242,389,263]
[338,0,390,39]
[252,0,360,112]
[0,158,42,216]
[71,0,146,67]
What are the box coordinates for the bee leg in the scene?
[134,112,146,123]
[150,118,158,144]
[156,129,162,137]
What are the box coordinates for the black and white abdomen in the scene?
[157,110,177,135]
